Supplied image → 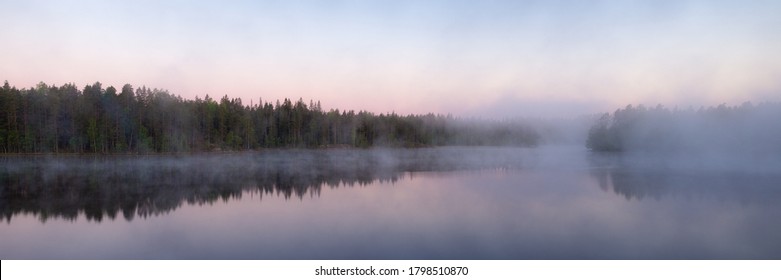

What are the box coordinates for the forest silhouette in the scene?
[3,81,779,155]
[0,81,538,153]
[586,102,781,155]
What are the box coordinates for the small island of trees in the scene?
[586,102,781,154]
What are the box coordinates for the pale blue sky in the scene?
[1,0,780,117]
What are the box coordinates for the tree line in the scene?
[0,81,539,153]
[586,102,781,154]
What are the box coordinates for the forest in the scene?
[586,102,781,155]
[0,81,539,153]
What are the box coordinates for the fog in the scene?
[586,102,781,172]
[588,152,781,203]
[0,147,539,222]
[2,100,781,260]
[3,141,780,224]
[3,145,781,259]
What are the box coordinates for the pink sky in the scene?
[2,1,780,118]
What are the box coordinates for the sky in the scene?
[1,0,780,118]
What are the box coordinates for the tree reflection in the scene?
[588,153,781,203]
[0,148,528,223]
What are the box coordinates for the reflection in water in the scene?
[588,153,781,203]
[0,148,529,223]
[2,146,781,259]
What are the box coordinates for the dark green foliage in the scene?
[586,113,621,152]
[0,81,539,153]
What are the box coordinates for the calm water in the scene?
[1,146,780,259]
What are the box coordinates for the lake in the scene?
[1,146,780,259]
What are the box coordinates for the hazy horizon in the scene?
[2,0,780,118]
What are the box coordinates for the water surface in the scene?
[1,147,780,259]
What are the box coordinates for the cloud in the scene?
[461,93,605,119]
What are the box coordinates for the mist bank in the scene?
[586,102,781,159]
[0,81,539,154]
[4,146,780,224]
[0,147,533,222]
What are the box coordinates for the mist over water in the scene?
[2,146,780,259]
[2,0,781,263]
[0,148,534,223]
